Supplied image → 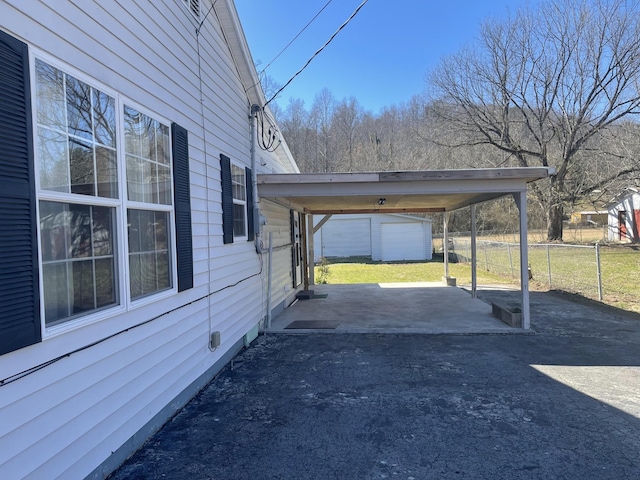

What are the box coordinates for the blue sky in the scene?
[235,0,537,114]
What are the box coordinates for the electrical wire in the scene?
[0,268,265,387]
[258,0,334,76]
[255,107,282,152]
[265,0,370,106]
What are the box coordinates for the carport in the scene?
[257,167,555,329]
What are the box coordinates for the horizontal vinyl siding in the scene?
[260,201,297,311]
[0,1,297,479]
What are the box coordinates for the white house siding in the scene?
[259,200,299,315]
[0,1,298,479]
[608,192,640,242]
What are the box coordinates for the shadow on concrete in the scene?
[110,290,640,480]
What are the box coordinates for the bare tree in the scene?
[333,97,362,171]
[310,88,337,172]
[428,0,640,240]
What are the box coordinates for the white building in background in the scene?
[314,214,433,262]
[607,188,640,242]
[0,1,302,478]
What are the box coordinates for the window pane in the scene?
[124,105,143,157]
[92,206,114,256]
[93,89,116,148]
[40,201,118,325]
[35,59,66,130]
[95,258,116,308]
[127,209,141,253]
[157,252,170,290]
[141,253,157,294]
[69,138,95,195]
[38,127,70,193]
[155,165,172,205]
[233,203,246,237]
[157,123,170,165]
[231,165,246,201]
[72,260,95,314]
[129,253,142,299]
[139,210,155,252]
[39,201,70,261]
[143,160,156,203]
[96,146,118,198]
[154,211,168,249]
[69,204,92,258]
[145,119,158,162]
[66,75,93,141]
[126,155,143,202]
[43,263,70,325]
[128,210,171,299]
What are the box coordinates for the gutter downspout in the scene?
[250,104,261,241]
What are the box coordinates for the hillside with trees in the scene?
[268,0,640,241]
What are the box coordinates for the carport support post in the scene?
[308,214,315,285]
[470,205,477,298]
[301,214,309,290]
[443,212,450,278]
[513,191,530,329]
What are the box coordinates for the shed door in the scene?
[381,223,425,261]
[321,218,371,258]
[619,211,627,240]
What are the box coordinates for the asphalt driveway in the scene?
[110,289,640,480]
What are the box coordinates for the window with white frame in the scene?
[35,57,174,327]
[231,163,246,238]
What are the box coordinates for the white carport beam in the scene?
[513,191,530,329]
[313,214,333,234]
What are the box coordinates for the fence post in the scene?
[507,243,514,277]
[595,241,603,301]
[546,244,552,288]
[484,242,489,271]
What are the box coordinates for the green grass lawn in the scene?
[315,257,514,286]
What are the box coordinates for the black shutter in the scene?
[220,154,234,244]
[171,123,193,292]
[0,31,42,355]
[245,167,254,241]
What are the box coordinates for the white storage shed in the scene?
[314,214,433,262]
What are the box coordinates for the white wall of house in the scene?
[314,214,433,262]
[0,1,298,479]
[607,191,640,242]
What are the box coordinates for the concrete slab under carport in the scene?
[268,283,524,334]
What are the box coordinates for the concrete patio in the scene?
[269,283,521,334]
[110,289,640,480]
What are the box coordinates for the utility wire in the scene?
[265,0,370,106]
[259,0,334,75]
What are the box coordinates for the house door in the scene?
[291,211,303,287]
[619,211,627,240]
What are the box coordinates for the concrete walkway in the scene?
[111,289,640,480]
[269,283,518,334]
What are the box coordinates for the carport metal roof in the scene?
[257,166,556,331]
[257,167,553,214]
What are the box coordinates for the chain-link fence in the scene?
[450,239,603,300]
